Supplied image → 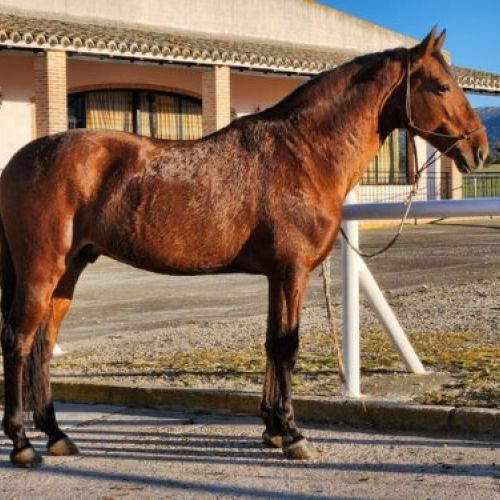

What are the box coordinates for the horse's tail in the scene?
[0,217,15,326]
[0,218,47,414]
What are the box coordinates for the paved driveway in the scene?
[0,403,498,499]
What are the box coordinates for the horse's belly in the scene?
[156,223,250,273]
[98,215,252,275]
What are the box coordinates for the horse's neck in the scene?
[285,57,404,196]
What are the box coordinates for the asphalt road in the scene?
[0,403,497,499]
[59,219,500,349]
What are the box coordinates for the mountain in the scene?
[476,107,500,154]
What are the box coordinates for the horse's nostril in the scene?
[476,146,485,164]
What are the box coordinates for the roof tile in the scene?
[0,12,498,93]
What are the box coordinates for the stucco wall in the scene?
[67,59,203,97]
[0,52,35,169]
[231,73,305,115]
[0,55,307,168]
[0,0,417,53]
[67,59,302,115]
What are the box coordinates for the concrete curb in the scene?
[42,381,500,438]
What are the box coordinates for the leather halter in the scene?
[404,49,484,143]
[339,50,486,260]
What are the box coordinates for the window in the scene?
[361,129,410,185]
[68,89,203,140]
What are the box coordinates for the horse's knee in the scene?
[4,287,54,358]
[1,328,32,368]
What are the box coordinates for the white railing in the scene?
[340,193,500,397]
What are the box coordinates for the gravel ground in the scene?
[52,275,500,408]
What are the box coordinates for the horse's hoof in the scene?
[262,431,284,449]
[10,446,43,468]
[48,437,79,456]
[283,438,318,460]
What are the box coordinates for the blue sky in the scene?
[320,1,500,107]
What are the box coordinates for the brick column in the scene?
[202,65,231,135]
[441,156,462,199]
[34,50,68,137]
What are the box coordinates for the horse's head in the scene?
[406,28,488,173]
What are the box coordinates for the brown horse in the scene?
[0,28,487,467]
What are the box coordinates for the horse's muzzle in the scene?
[454,142,488,173]
[474,145,486,168]
[454,151,473,174]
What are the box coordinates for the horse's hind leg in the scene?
[2,267,65,467]
[33,256,89,456]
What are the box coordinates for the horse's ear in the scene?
[411,26,437,61]
[434,29,447,51]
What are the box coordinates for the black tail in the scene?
[0,220,48,414]
[0,219,15,325]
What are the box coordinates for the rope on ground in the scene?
[321,255,346,385]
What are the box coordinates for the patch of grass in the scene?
[53,326,499,408]
[480,163,500,172]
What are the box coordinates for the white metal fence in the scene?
[340,193,500,397]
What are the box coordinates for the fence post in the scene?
[341,191,361,397]
[358,259,426,374]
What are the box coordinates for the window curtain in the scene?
[85,91,133,132]
[154,94,181,140]
[180,99,203,140]
[138,92,153,137]
[79,90,202,140]
[138,93,202,140]
[363,129,408,184]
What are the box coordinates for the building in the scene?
[0,0,499,201]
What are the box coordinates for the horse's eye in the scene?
[437,83,450,95]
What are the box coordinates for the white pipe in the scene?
[341,192,361,398]
[358,258,426,374]
[339,195,500,398]
[344,197,500,221]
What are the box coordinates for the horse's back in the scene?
[0,128,266,274]
[1,130,137,196]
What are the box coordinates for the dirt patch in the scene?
[51,278,499,408]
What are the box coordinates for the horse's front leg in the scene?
[261,278,286,448]
[263,265,317,459]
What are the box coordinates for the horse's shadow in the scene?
[0,409,497,477]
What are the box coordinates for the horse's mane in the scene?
[257,47,406,121]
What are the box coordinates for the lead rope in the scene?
[338,132,457,259]
[320,135,422,381]
[321,256,346,384]
[322,49,485,380]
[325,135,469,384]
[339,49,484,261]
